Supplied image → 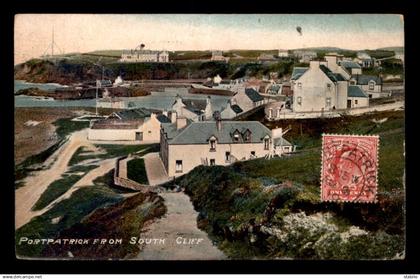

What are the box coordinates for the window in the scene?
[234,134,240,142]
[251,151,256,157]
[210,159,216,166]
[225,152,230,162]
[243,130,251,142]
[326,97,331,107]
[297,96,302,105]
[175,160,183,173]
[264,138,270,150]
[298,82,302,88]
[327,83,332,90]
[210,139,216,151]
[268,109,273,118]
[369,81,375,90]
[355,100,358,105]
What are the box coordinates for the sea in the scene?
[14,80,231,111]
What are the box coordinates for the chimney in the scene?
[271,127,283,139]
[176,117,187,130]
[309,60,321,69]
[216,119,222,131]
[170,111,177,123]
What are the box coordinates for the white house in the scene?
[171,95,213,121]
[292,61,348,112]
[88,108,171,142]
[160,119,293,177]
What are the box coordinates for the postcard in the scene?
[14,14,405,260]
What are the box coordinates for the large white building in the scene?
[290,54,370,113]
[120,49,169,63]
[160,119,293,177]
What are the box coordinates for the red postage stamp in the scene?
[321,134,379,203]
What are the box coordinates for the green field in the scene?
[127,158,149,185]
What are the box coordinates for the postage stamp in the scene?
[321,134,379,203]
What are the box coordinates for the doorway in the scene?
[347,100,352,108]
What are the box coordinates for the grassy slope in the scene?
[171,110,405,259]
[16,168,165,259]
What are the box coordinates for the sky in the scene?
[14,14,404,64]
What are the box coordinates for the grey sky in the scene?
[14,14,404,64]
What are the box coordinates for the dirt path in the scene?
[135,192,226,260]
[15,129,93,229]
[27,158,118,220]
[143,152,171,186]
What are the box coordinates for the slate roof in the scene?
[156,114,171,123]
[351,75,382,85]
[245,88,264,102]
[162,121,272,145]
[231,104,243,114]
[340,61,361,69]
[291,67,308,80]
[113,108,154,120]
[348,86,368,98]
[273,137,293,147]
[319,65,340,82]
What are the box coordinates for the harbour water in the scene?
[14,80,231,111]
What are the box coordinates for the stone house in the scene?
[220,100,243,119]
[160,119,293,177]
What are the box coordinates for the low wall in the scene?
[114,156,154,192]
[265,101,404,120]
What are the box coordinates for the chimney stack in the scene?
[216,118,222,132]
[176,117,187,130]
[170,111,177,123]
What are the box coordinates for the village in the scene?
[14,14,405,261]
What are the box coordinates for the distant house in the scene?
[230,88,266,112]
[350,74,386,98]
[356,52,374,68]
[211,50,229,62]
[278,49,289,58]
[120,49,169,63]
[160,120,293,177]
[171,95,213,121]
[347,85,369,108]
[88,108,170,142]
[292,50,317,63]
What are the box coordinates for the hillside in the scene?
[166,110,405,259]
